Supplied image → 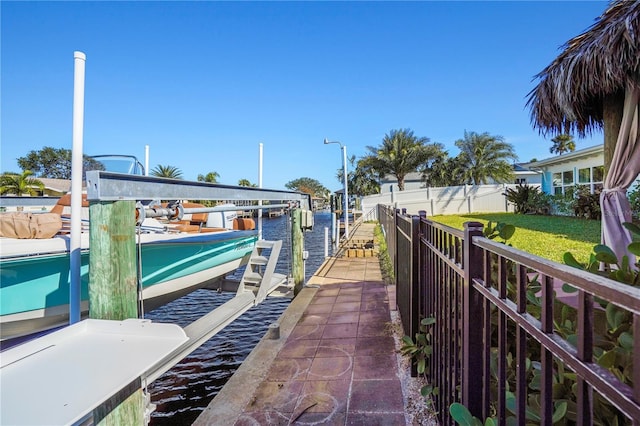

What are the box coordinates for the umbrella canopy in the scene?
[527,0,640,137]
[527,0,640,267]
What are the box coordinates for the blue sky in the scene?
[2,1,608,191]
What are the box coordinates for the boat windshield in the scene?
[88,155,145,176]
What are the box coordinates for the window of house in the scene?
[515,178,526,184]
[576,166,605,193]
[553,170,579,196]
[593,166,604,183]
[563,171,574,185]
[578,168,590,183]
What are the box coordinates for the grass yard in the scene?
[430,213,601,264]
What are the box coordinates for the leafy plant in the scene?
[400,317,437,398]
[482,221,515,243]
[559,221,639,424]
[374,224,394,284]
[504,184,551,215]
[572,185,601,220]
[450,403,494,426]
[627,180,640,220]
[563,222,640,284]
[551,192,574,216]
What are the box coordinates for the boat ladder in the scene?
[237,239,292,304]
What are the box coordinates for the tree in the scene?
[151,165,183,179]
[0,170,45,196]
[337,155,380,196]
[197,172,220,183]
[454,131,518,185]
[285,177,329,198]
[16,146,104,179]
[238,179,257,187]
[421,152,468,187]
[549,133,576,155]
[362,128,442,191]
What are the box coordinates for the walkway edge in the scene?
[193,286,319,425]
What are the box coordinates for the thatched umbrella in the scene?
[527,0,640,265]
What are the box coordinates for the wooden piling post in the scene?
[89,200,144,424]
[291,208,304,295]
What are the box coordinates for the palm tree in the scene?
[363,128,441,191]
[238,178,257,187]
[197,172,220,183]
[151,165,183,179]
[337,155,380,196]
[0,170,45,196]
[455,131,518,185]
[549,134,576,155]
[421,153,468,187]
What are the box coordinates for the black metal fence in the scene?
[383,206,640,425]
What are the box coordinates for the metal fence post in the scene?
[463,221,484,418]
[394,209,400,287]
[417,210,427,331]
[410,213,420,343]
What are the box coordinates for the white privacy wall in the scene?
[360,184,527,218]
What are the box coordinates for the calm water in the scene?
[146,211,335,425]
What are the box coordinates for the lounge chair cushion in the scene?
[0,212,62,239]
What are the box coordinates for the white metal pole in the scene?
[258,143,263,240]
[144,144,150,176]
[342,145,349,240]
[331,212,340,249]
[70,51,86,324]
[324,226,329,258]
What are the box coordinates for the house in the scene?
[38,178,72,196]
[513,164,542,185]
[525,144,604,195]
[379,172,424,194]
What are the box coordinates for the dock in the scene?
[194,223,425,425]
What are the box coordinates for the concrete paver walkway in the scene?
[195,223,406,425]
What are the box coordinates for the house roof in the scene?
[379,172,423,184]
[39,178,72,193]
[524,144,603,168]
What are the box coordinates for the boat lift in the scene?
[0,171,312,425]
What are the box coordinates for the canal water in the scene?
[146,211,335,425]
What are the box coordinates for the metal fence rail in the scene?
[382,205,640,425]
[419,212,465,420]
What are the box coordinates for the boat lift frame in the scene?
[86,170,311,381]
[1,172,312,425]
[86,170,312,208]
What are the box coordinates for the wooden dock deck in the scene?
[194,223,425,425]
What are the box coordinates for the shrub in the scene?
[572,185,601,220]
[551,190,574,216]
[628,181,640,219]
[504,184,551,215]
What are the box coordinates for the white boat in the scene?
[0,155,259,342]
[0,208,258,341]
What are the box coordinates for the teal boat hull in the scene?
[0,231,257,341]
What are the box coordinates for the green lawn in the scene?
[430,213,601,264]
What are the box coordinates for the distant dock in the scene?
[266,207,284,217]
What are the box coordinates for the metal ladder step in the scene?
[250,255,269,266]
[237,239,284,304]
